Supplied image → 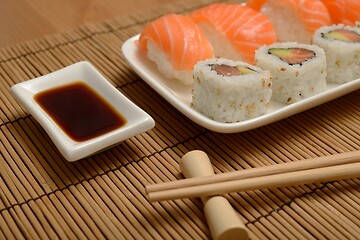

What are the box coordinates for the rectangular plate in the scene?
[122,35,360,133]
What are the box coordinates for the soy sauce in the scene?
[34,82,126,142]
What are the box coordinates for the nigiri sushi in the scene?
[188,3,276,64]
[138,14,214,85]
[319,0,360,26]
[246,0,332,44]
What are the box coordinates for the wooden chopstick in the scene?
[146,151,360,202]
[146,150,360,193]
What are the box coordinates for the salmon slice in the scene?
[138,14,213,71]
[247,0,332,43]
[268,48,315,65]
[209,64,257,76]
[322,29,360,42]
[246,0,267,11]
[319,0,360,26]
[188,3,276,64]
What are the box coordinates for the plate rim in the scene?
[122,34,360,133]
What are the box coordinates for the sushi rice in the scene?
[192,58,272,123]
[146,41,195,86]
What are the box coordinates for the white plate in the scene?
[122,35,360,133]
[11,61,155,161]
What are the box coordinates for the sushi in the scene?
[255,42,327,104]
[313,24,360,83]
[319,0,360,26]
[246,0,332,44]
[192,58,272,123]
[188,3,276,64]
[138,14,214,86]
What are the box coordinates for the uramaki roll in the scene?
[192,58,272,123]
[255,42,327,104]
[313,24,360,84]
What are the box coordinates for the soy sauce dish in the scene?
[11,61,155,162]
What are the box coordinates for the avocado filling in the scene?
[268,48,315,65]
[322,29,360,42]
[210,64,257,76]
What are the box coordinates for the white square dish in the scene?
[11,61,155,162]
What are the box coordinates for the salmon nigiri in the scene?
[246,0,332,43]
[138,14,214,86]
[319,0,360,26]
[188,3,276,64]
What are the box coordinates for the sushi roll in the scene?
[188,3,276,64]
[313,24,360,84]
[255,42,327,104]
[192,58,272,123]
[138,14,214,86]
[247,0,331,44]
[319,0,360,26]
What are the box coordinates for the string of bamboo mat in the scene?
[0,0,360,239]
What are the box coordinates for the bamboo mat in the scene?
[0,0,359,239]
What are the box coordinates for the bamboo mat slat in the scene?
[0,0,359,239]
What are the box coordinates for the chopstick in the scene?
[146,151,360,202]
